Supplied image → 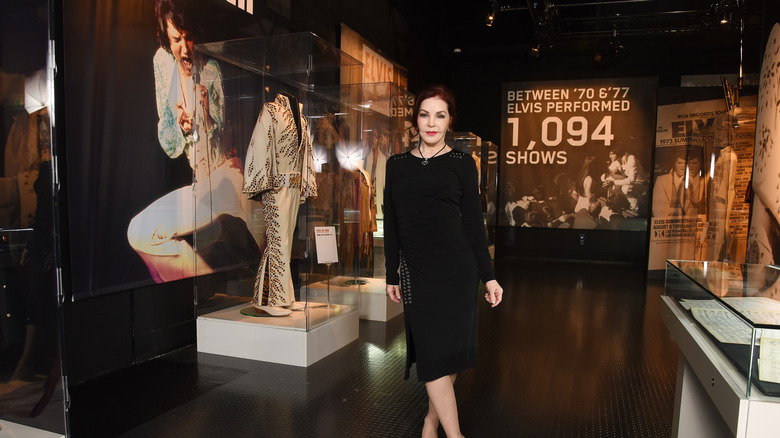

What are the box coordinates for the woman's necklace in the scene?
[419,144,447,166]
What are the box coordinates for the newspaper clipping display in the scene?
[647,99,755,270]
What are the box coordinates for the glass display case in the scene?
[702,107,754,264]
[448,131,480,155]
[448,132,498,250]
[663,259,780,437]
[665,259,780,397]
[0,3,67,435]
[301,82,412,321]
[189,33,365,365]
[482,140,499,249]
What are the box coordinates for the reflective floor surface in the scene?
[68,258,678,437]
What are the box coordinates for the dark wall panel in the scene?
[496,227,648,264]
[64,291,134,384]
[132,280,195,363]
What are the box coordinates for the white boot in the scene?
[283,301,306,311]
[254,305,292,316]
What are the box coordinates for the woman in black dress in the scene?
[384,85,504,438]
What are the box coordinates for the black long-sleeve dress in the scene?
[383,149,495,382]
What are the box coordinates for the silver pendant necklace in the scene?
[419,144,447,165]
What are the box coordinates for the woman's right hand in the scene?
[485,280,504,308]
[386,284,402,304]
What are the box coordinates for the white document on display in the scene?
[742,310,780,325]
[682,297,780,325]
[724,296,780,313]
[314,226,339,264]
[683,298,780,382]
[690,307,753,345]
[759,337,780,383]
[680,299,719,310]
[682,297,780,312]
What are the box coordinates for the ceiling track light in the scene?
[714,0,738,26]
[594,29,625,64]
[486,0,498,27]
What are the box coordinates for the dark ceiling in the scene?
[438,0,766,71]
[392,0,772,143]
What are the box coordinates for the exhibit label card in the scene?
[314,226,339,264]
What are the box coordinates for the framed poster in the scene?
[499,77,657,232]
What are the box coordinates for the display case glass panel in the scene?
[286,81,415,309]
[665,259,780,397]
[702,107,754,263]
[0,2,68,434]
[483,140,499,246]
[191,33,364,331]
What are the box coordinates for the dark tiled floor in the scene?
[68,258,679,437]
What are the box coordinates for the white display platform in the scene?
[306,276,403,322]
[661,296,780,438]
[0,420,63,438]
[197,302,358,367]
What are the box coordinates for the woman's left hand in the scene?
[484,280,503,308]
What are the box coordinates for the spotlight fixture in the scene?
[530,1,559,49]
[594,43,625,64]
[594,30,625,64]
[486,0,498,27]
[529,44,541,58]
[713,0,737,26]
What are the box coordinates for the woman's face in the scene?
[417,96,451,148]
[166,19,195,77]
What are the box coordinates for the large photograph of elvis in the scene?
[499,78,657,231]
[647,144,708,267]
[62,0,270,298]
[651,145,707,219]
[126,0,263,283]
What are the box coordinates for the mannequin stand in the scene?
[344,278,367,286]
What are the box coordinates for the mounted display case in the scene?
[665,260,780,396]
[189,33,365,366]
[663,259,780,437]
[0,6,67,434]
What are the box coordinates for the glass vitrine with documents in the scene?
[665,259,780,397]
